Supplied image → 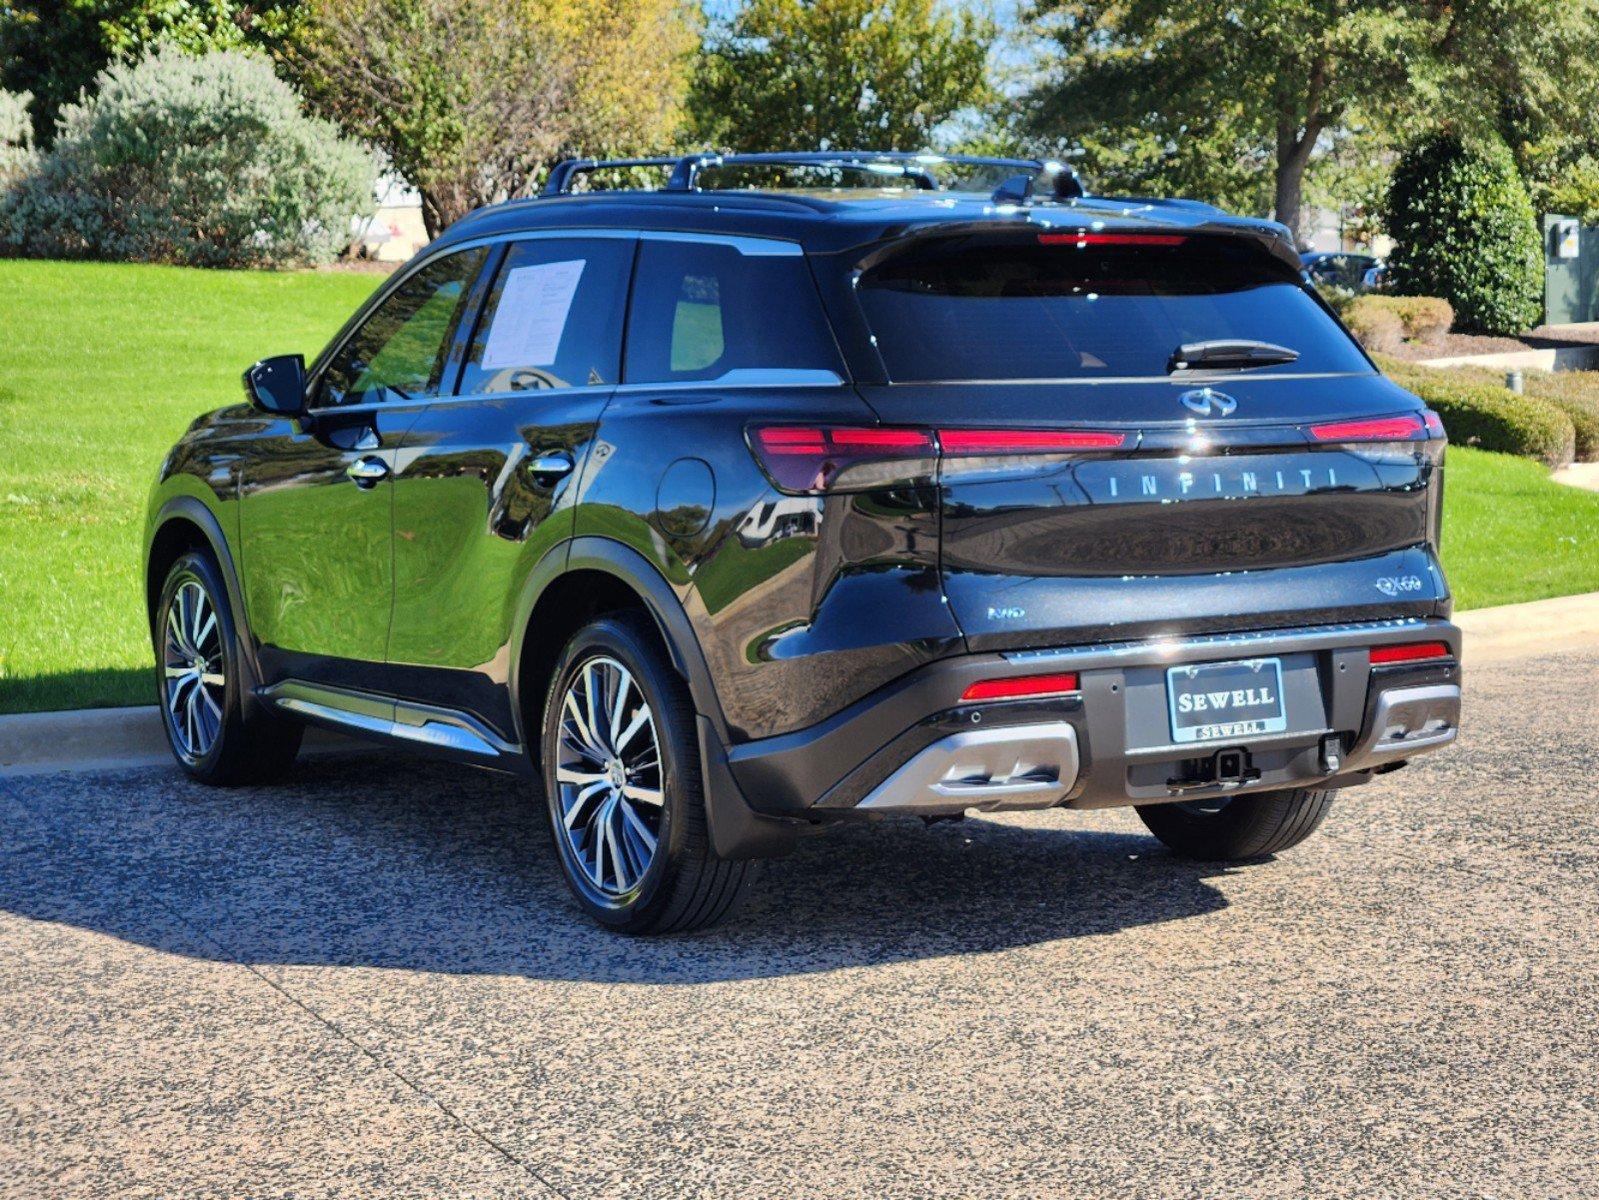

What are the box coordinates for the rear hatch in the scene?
[844,226,1449,650]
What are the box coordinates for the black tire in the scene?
[153,551,302,785]
[539,612,759,934]
[1135,788,1333,861]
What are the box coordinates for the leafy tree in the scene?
[0,0,295,144]
[1387,133,1543,335]
[1020,0,1599,240]
[689,0,994,153]
[288,0,696,236]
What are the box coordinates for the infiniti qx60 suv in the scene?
[145,152,1462,932]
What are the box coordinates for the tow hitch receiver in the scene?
[1168,746,1262,793]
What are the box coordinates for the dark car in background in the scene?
[1301,250,1385,291]
[144,152,1462,932]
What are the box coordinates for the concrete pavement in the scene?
[2,622,1597,1196]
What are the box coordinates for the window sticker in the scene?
[482,259,586,369]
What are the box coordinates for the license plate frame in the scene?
[1166,657,1288,745]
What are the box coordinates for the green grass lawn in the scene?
[0,259,379,715]
[1,258,1596,715]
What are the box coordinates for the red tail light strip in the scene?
[1370,641,1452,665]
[961,673,1081,702]
[1310,415,1427,442]
[939,428,1128,453]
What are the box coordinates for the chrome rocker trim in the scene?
[260,680,523,763]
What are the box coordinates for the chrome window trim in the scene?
[305,227,806,414]
[884,371,1377,387]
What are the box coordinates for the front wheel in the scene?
[540,613,759,934]
[154,551,302,785]
[1135,788,1333,861]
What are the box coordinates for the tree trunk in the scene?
[1273,115,1323,248]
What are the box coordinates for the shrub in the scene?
[1384,296,1454,344]
[1376,356,1576,468]
[0,89,32,187]
[1386,134,1543,336]
[1521,371,1599,462]
[1,44,375,268]
[1344,298,1405,354]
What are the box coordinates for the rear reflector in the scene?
[1370,642,1452,665]
[1310,414,1427,442]
[940,428,1128,454]
[961,673,1081,702]
[1037,232,1188,247]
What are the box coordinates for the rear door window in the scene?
[856,233,1370,382]
[458,237,633,393]
[624,239,843,384]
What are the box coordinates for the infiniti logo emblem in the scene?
[1179,387,1239,417]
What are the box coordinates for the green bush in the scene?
[0,44,375,268]
[1383,296,1454,344]
[1520,371,1599,462]
[1386,134,1543,336]
[1377,355,1576,468]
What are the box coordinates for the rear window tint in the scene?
[624,240,843,384]
[856,234,1369,382]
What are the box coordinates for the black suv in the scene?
[144,152,1462,932]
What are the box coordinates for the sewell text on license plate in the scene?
[1166,657,1288,744]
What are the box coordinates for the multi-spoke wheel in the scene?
[162,579,226,763]
[153,551,302,784]
[540,613,761,933]
[555,655,664,898]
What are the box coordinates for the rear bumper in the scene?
[725,618,1461,820]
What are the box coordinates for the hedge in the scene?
[1376,356,1577,468]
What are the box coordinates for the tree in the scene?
[688,0,994,154]
[1020,0,1599,241]
[1387,133,1543,335]
[0,1,294,144]
[288,0,696,236]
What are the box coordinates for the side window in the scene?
[317,247,488,407]
[458,238,632,393]
[624,240,844,384]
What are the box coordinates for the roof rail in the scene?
[540,151,1086,200]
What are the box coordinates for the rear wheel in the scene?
[154,551,302,784]
[1135,788,1333,861]
[540,613,758,934]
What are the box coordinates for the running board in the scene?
[258,680,525,767]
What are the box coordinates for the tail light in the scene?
[1370,641,1452,665]
[749,426,1127,493]
[961,672,1080,702]
[1310,413,1435,442]
[1037,232,1188,248]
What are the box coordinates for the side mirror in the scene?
[244,354,308,417]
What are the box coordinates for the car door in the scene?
[237,245,490,682]
[386,234,635,740]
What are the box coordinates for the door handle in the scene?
[529,450,575,482]
[346,455,389,487]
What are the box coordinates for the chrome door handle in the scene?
[346,456,389,486]
[529,450,575,481]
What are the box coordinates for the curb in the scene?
[0,706,362,778]
[4,591,1595,778]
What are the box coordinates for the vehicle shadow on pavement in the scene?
[1,752,1233,982]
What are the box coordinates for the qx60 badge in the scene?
[1179,387,1239,417]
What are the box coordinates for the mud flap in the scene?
[696,714,804,860]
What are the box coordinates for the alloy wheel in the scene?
[162,579,226,762]
[554,655,664,898]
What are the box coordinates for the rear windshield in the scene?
[855,233,1370,382]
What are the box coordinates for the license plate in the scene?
[1166,657,1287,744]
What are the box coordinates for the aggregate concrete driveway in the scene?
[3,645,1596,1198]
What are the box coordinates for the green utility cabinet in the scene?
[1544,214,1599,325]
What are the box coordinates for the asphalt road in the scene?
[3,645,1596,1198]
